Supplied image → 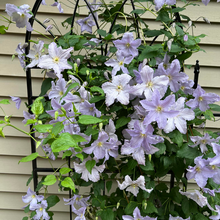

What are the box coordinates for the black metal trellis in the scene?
[24,0,219,218]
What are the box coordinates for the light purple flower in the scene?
[5,4,33,31]
[132,65,169,100]
[10,96,21,109]
[48,78,67,101]
[113,32,141,57]
[22,111,35,124]
[38,42,73,79]
[180,79,194,95]
[186,85,220,112]
[26,41,44,68]
[83,131,112,159]
[51,1,63,13]
[83,38,101,48]
[41,0,46,5]
[102,74,132,106]
[117,175,153,196]
[122,207,157,220]
[22,188,44,210]
[190,133,213,153]
[79,100,101,117]
[105,51,133,76]
[164,97,195,134]
[210,205,220,220]
[154,0,176,11]
[87,0,101,21]
[76,15,96,34]
[32,200,50,220]
[184,35,188,42]
[73,207,86,220]
[140,90,179,129]
[45,24,53,32]
[15,43,28,68]
[169,215,190,220]
[156,59,188,92]
[74,157,105,182]
[202,0,210,5]
[203,188,216,197]
[42,144,55,160]
[64,195,90,211]
[186,156,214,188]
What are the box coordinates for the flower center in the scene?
[118,61,123,66]
[198,96,203,101]
[117,85,123,92]
[168,75,172,81]
[39,208,43,212]
[132,183,138,188]
[31,195,35,198]
[156,106,163,112]
[140,133,146,138]
[126,43,130,48]
[211,165,216,170]
[196,166,201,172]
[59,91,63,96]
[181,86,185,90]
[89,107,94,112]
[21,13,25,18]
[35,53,39,60]
[201,139,207,144]
[53,56,60,64]
[146,81,153,88]
[163,64,168,69]
[97,142,103,147]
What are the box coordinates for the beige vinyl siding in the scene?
[0,0,220,219]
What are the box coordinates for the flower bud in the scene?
[167,39,172,51]
[95,217,98,220]
[43,18,50,24]
[4,116,10,123]
[99,123,103,131]
[116,202,120,209]
[54,111,59,120]
[203,17,210,24]
[21,43,28,50]
[0,127,5,138]
[76,58,81,67]
[38,120,42,125]
[82,81,88,87]
[183,34,188,42]
[188,20,192,27]
[104,71,109,80]
[143,202,147,209]
[61,107,66,115]
[86,70,90,76]
[143,58,148,66]
[171,22,175,28]
[148,154,152,162]
[45,25,53,32]
[74,63,78,73]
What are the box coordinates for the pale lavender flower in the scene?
[179,189,210,208]
[133,60,148,84]
[169,215,190,220]
[122,207,157,220]
[22,188,44,210]
[140,90,179,129]
[102,74,132,106]
[51,1,63,13]
[184,34,188,42]
[26,41,44,68]
[180,79,194,95]
[64,195,90,211]
[117,175,153,196]
[5,4,33,31]
[83,131,111,159]
[207,156,220,185]
[45,24,53,32]
[132,65,169,100]
[126,121,163,152]
[42,144,55,160]
[105,119,118,141]
[88,0,101,21]
[79,100,101,117]
[74,157,105,182]
[113,32,142,57]
[32,200,50,220]
[164,97,195,134]
[76,15,96,34]
[22,111,35,124]
[155,53,170,68]
[186,85,220,112]
[38,42,73,79]
[210,205,220,220]
[41,0,46,5]
[202,0,210,5]
[43,18,50,24]
[186,156,214,188]
[154,0,176,11]
[73,207,86,220]
[190,133,213,153]
[10,96,21,109]
[156,59,188,92]
[15,43,28,68]
[105,51,133,76]
[83,38,101,48]
[203,188,216,197]
[104,138,120,161]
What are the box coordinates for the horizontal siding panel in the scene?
[0,210,72,220]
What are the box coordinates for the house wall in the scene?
[0,0,220,219]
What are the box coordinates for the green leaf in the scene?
[89,96,105,103]
[33,124,53,133]
[171,7,185,13]
[176,52,192,61]
[51,122,64,136]
[43,175,57,186]
[61,177,75,192]
[31,97,44,116]
[106,181,112,193]
[76,153,84,161]
[115,116,131,129]
[85,126,99,136]
[204,109,215,120]
[22,217,28,220]
[99,208,114,220]
[156,10,172,23]
[209,104,220,112]
[51,133,78,152]
[144,30,162,37]
[170,187,182,203]
[175,25,184,36]
[62,150,72,159]
[71,134,86,143]
[144,201,158,214]
[39,78,53,96]
[125,201,138,214]
[0,120,5,124]
[170,44,184,53]
[78,115,103,124]
[0,99,10,104]
[85,159,96,174]
[90,86,105,96]
[62,83,79,99]
[177,143,202,159]
[24,205,30,213]
[131,9,146,14]
[140,160,154,171]
[26,173,33,186]
[97,29,107,37]
[194,213,208,220]
[59,167,72,175]
[154,143,166,157]
[19,152,39,163]
[0,25,8,34]
[46,195,60,209]
[25,119,37,126]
